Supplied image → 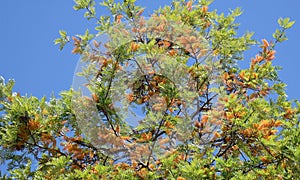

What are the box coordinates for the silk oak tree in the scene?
[0,0,299,179]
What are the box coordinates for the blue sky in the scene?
[1,1,299,100]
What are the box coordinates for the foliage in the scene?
[1,0,299,179]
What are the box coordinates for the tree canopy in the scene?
[0,0,299,179]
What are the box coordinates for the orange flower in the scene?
[130,42,139,52]
[136,8,145,16]
[225,136,231,142]
[126,93,135,102]
[262,39,269,48]
[136,98,144,105]
[201,115,209,123]
[121,136,130,140]
[139,132,152,142]
[257,120,271,130]
[116,14,123,24]
[132,160,138,167]
[251,72,258,79]
[115,124,120,134]
[72,46,81,54]
[91,93,99,103]
[284,108,294,119]
[168,49,177,56]
[266,50,276,61]
[255,55,264,63]
[202,6,208,13]
[239,71,245,80]
[28,119,40,131]
[213,132,221,139]
[274,120,282,127]
[232,145,239,150]
[259,89,269,96]
[177,177,186,180]
[270,129,278,135]
[226,112,234,120]
[137,168,148,178]
[149,163,155,170]
[93,40,99,48]
[186,1,192,11]
[260,156,269,163]
[165,121,174,129]
[72,36,81,44]
[242,128,254,137]
[195,121,201,128]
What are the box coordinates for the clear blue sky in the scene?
[0,0,299,175]
[1,1,299,100]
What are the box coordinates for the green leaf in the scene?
[59,30,67,37]
[286,21,295,29]
[283,17,290,26]
[277,17,284,27]
[0,76,4,85]
[278,17,295,29]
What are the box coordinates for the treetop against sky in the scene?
[0,0,299,179]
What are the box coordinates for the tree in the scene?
[0,0,299,179]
